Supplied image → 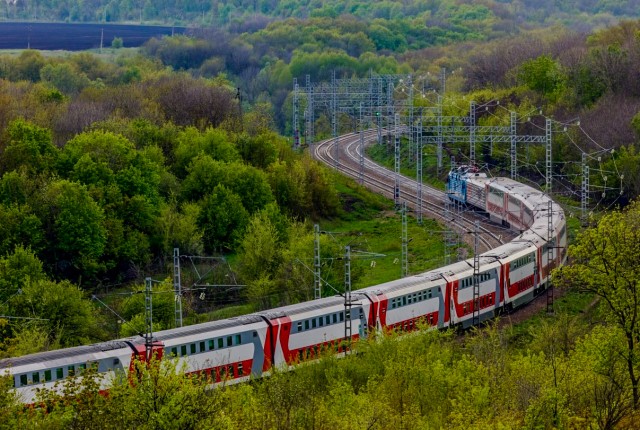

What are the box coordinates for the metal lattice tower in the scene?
[510,111,517,179]
[436,95,443,174]
[469,100,476,165]
[344,245,352,353]
[145,277,153,360]
[444,156,458,265]
[359,103,365,185]
[332,71,339,169]
[581,152,589,223]
[306,74,313,148]
[401,201,408,277]
[377,76,383,144]
[293,78,299,147]
[546,118,552,194]
[416,115,423,224]
[314,224,321,300]
[472,221,480,327]
[546,200,554,314]
[173,248,182,328]
[394,113,401,206]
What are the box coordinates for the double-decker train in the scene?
[1,165,567,403]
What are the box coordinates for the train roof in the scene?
[0,339,136,369]
[153,315,265,342]
[254,294,364,320]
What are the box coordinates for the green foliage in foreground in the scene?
[4,308,639,429]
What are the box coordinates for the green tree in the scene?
[0,245,45,303]
[42,180,107,280]
[1,119,57,174]
[556,201,640,408]
[198,184,249,252]
[518,55,566,99]
[40,62,90,95]
[9,278,101,347]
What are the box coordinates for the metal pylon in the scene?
[173,248,182,328]
[546,200,554,314]
[472,221,480,327]
[401,201,408,277]
[344,245,352,353]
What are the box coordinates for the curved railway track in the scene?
[312,131,516,253]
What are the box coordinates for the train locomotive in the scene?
[1,165,567,404]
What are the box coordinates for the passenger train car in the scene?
[1,164,567,404]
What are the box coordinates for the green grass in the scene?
[506,288,596,348]
[366,139,447,190]
[323,173,451,289]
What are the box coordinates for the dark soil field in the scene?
[0,22,186,50]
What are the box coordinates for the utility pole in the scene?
[416,113,423,224]
[394,112,401,206]
[293,78,299,147]
[510,111,517,179]
[145,277,153,361]
[401,201,408,277]
[581,152,589,224]
[314,224,321,300]
[332,70,339,169]
[469,100,476,165]
[344,245,352,354]
[472,221,480,327]
[173,248,182,328]
[437,94,443,174]
[306,74,314,149]
[546,200,554,314]
[359,102,365,185]
[546,118,552,194]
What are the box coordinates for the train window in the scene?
[113,358,120,366]
[200,342,205,352]
[413,293,418,302]
[170,347,177,357]
[408,295,412,304]
[402,296,407,306]
[190,344,196,355]
[218,338,224,349]
[20,375,27,387]
[326,315,331,325]
[312,319,317,329]
[226,336,232,347]
[32,372,40,384]
[44,370,52,382]
[253,331,258,338]
[332,314,337,324]
[235,334,241,345]
[305,320,310,330]
[229,365,235,378]
[68,365,75,376]
[209,340,215,350]
[319,317,324,327]
[297,322,302,331]
[181,345,187,356]
[56,368,63,379]
[238,363,244,376]
[78,363,86,373]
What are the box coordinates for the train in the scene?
[1,165,567,404]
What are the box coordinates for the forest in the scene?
[2,2,640,428]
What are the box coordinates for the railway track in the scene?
[312,131,515,253]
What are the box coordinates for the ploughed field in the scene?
[0,22,185,50]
